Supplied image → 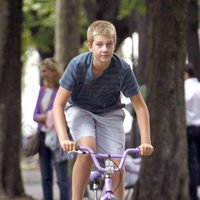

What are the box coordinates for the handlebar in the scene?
[68,146,141,173]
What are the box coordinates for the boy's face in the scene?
[88,35,115,65]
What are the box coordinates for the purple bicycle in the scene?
[70,146,140,200]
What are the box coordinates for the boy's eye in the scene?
[96,43,103,46]
[107,42,113,46]
[95,43,113,47]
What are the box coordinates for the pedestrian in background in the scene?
[184,62,200,200]
[33,58,70,200]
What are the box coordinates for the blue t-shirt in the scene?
[60,51,140,114]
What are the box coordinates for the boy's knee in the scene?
[77,154,93,165]
[113,168,125,180]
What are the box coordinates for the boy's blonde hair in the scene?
[87,20,117,45]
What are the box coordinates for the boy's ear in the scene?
[87,42,92,51]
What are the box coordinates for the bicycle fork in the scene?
[101,174,116,200]
[100,159,116,200]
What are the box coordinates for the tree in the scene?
[54,1,81,198]
[133,0,189,199]
[23,0,55,59]
[186,0,200,78]
[55,0,80,69]
[0,0,31,199]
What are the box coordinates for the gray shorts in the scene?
[65,106,125,154]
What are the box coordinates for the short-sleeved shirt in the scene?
[184,78,200,126]
[60,51,140,114]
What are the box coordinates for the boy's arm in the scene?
[53,86,75,151]
[130,92,154,156]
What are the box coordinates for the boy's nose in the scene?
[102,45,109,51]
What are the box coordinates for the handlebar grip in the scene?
[68,146,89,155]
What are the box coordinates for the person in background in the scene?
[184,63,200,200]
[53,20,154,200]
[33,58,70,200]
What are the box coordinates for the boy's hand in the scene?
[139,143,154,156]
[60,138,75,152]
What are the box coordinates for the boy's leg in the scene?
[95,109,126,200]
[112,160,125,200]
[65,106,97,200]
[72,136,96,200]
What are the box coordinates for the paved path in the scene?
[21,155,60,200]
[22,168,59,200]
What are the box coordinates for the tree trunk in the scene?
[0,1,31,199]
[54,1,81,198]
[55,0,80,69]
[186,0,200,79]
[133,0,189,199]
[135,14,149,85]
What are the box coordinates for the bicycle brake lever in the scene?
[75,145,88,154]
[67,150,82,155]
[67,146,88,155]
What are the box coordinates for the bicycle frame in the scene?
[75,146,140,200]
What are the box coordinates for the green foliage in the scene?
[79,41,88,53]
[117,0,146,20]
[79,2,90,51]
[22,0,89,56]
[22,0,55,55]
[22,0,147,58]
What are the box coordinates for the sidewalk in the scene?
[21,156,59,200]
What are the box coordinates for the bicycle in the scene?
[69,146,140,200]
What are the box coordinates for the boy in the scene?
[53,20,154,200]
